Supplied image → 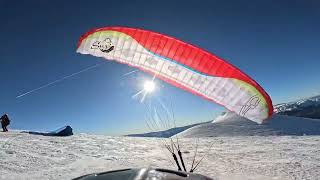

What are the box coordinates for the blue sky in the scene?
[1,0,319,135]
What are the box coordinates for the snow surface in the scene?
[1,131,320,180]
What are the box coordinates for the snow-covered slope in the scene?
[1,132,320,180]
[177,112,320,138]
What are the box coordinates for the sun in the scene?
[144,80,155,93]
[132,79,157,102]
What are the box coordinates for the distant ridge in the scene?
[274,95,320,119]
[126,122,205,138]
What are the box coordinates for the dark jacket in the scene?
[1,114,10,126]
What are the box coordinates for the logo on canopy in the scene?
[240,95,261,116]
[91,38,114,53]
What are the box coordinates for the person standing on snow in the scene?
[1,114,10,132]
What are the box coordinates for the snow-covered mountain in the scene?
[177,112,320,138]
[274,95,320,119]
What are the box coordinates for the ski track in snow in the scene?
[0,132,320,180]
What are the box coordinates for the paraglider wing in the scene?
[77,27,273,123]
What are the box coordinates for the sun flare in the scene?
[144,81,155,93]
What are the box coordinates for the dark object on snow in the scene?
[1,114,10,132]
[73,168,212,180]
[26,126,73,136]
